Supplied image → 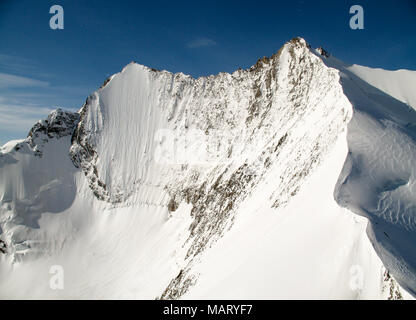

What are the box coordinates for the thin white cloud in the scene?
[0,102,55,132]
[0,54,83,143]
[0,72,53,136]
[0,72,49,89]
[187,37,217,48]
[0,54,41,75]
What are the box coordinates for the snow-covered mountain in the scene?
[0,37,415,299]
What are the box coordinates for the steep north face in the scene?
[0,38,415,299]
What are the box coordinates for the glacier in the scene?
[0,37,415,299]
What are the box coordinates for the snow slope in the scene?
[321,53,416,297]
[0,38,415,299]
[346,65,416,109]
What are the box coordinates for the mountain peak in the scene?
[1,38,415,300]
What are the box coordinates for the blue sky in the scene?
[0,0,415,144]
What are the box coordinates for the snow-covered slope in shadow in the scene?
[0,110,79,259]
[321,53,416,296]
